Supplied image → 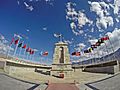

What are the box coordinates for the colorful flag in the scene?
[71,52,80,56]
[26,47,30,52]
[14,39,19,45]
[18,42,22,48]
[95,42,101,46]
[43,51,48,56]
[71,52,76,55]
[22,44,27,49]
[88,48,92,52]
[10,38,14,45]
[84,50,89,53]
[91,44,97,48]
[101,36,109,41]
[30,50,34,55]
[75,52,80,56]
[98,39,104,43]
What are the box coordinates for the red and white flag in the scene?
[14,39,19,45]
[42,51,48,56]
[101,36,109,41]
[71,52,80,56]
[22,44,27,49]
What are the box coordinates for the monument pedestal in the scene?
[51,42,73,78]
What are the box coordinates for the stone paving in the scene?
[46,83,79,90]
[85,73,120,90]
[0,72,47,90]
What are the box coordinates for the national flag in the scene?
[88,48,92,52]
[91,44,97,48]
[30,50,34,55]
[43,51,48,56]
[75,52,80,56]
[98,39,104,44]
[71,52,76,55]
[22,44,27,49]
[95,42,101,46]
[14,39,19,45]
[84,50,89,53]
[18,42,22,48]
[10,38,15,45]
[71,52,80,56]
[26,47,30,52]
[101,36,109,41]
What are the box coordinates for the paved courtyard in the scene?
[46,83,79,90]
[0,72,47,90]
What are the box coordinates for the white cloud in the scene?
[114,0,120,15]
[89,1,104,18]
[88,39,98,44]
[96,16,113,29]
[43,27,47,31]
[64,40,73,44]
[77,11,93,28]
[24,2,34,11]
[89,1,114,30]
[74,43,86,52]
[66,2,93,35]
[89,1,110,17]
[0,34,14,54]
[77,43,86,49]
[70,22,76,30]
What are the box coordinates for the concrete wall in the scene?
[4,66,35,74]
[0,61,6,69]
[83,64,120,74]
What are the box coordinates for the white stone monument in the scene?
[51,35,73,77]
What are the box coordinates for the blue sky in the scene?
[0,0,120,64]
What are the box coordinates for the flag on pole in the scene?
[29,48,33,54]
[14,39,19,45]
[84,50,89,53]
[10,38,15,45]
[71,52,80,56]
[88,48,93,52]
[26,47,30,52]
[22,44,27,49]
[91,44,97,48]
[98,39,104,44]
[101,36,109,41]
[42,51,48,56]
[95,42,101,46]
[18,42,23,48]
[30,50,34,55]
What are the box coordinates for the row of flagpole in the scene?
[72,35,118,64]
[7,34,36,61]
[6,34,50,64]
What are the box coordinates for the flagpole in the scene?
[108,38,116,61]
[13,39,20,57]
[7,37,15,58]
[104,42,110,62]
[32,52,35,60]
[18,41,24,58]
[6,44,12,58]
[27,52,29,60]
